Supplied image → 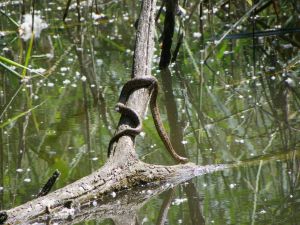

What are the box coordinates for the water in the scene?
[0,0,300,224]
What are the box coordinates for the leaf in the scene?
[216,43,228,59]
[246,0,253,5]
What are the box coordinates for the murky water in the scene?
[0,0,300,224]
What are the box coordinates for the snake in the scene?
[108,76,188,163]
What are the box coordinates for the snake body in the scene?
[108,76,188,163]
[107,102,142,156]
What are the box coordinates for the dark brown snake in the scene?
[108,76,188,163]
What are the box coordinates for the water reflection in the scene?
[0,0,299,224]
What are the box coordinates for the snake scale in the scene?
[108,76,188,163]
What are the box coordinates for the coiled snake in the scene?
[108,76,188,163]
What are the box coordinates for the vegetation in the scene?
[0,0,299,224]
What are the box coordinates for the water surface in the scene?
[0,0,300,224]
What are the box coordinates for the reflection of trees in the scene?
[66,15,115,133]
[155,188,175,225]
[157,2,300,223]
[182,0,300,159]
[160,68,205,224]
[65,22,116,171]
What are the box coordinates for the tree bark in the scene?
[1,0,229,224]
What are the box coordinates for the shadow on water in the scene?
[0,0,300,224]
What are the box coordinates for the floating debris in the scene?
[181,140,188,145]
[92,12,105,20]
[63,79,71,85]
[285,77,295,87]
[31,68,46,74]
[172,198,187,206]
[193,32,202,38]
[259,209,267,214]
[229,183,237,189]
[24,178,31,183]
[47,82,54,87]
[16,168,23,173]
[19,14,48,41]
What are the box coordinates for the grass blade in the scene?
[22,32,35,77]
[0,85,23,120]
[0,9,19,27]
[0,100,46,128]
[0,55,44,76]
[0,61,23,78]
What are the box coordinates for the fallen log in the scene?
[3,162,228,224]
